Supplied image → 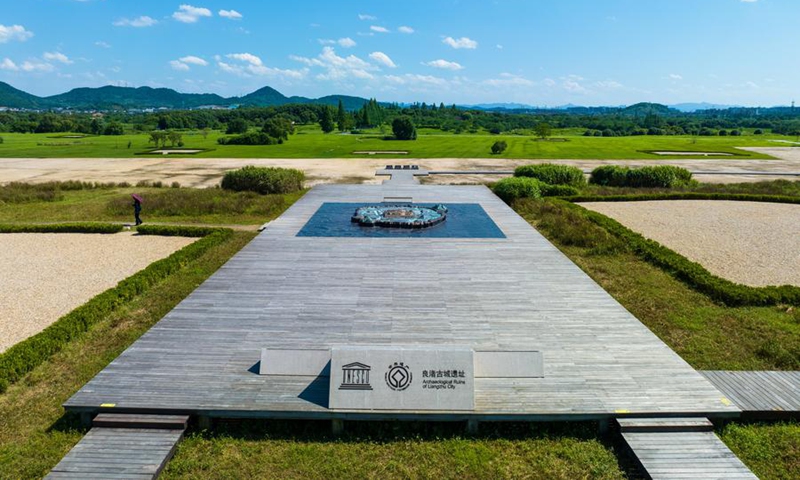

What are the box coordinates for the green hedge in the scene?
[0,228,234,393]
[0,223,123,234]
[560,200,800,307]
[514,164,587,187]
[493,177,545,203]
[589,165,693,188]
[136,224,228,237]
[541,184,581,197]
[570,193,800,204]
[221,166,304,195]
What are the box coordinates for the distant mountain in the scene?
[621,102,678,116]
[669,102,740,112]
[466,102,536,110]
[0,81,370,110]
[0,82,43,109]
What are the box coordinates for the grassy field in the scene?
[0,183,306,225]
[719,422,800,480]
[0,126,791,159]
[163,422,626,480]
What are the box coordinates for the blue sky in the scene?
[0,0,797,106]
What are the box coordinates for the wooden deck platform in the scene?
[64,184,738,420]
[620,420,757,479]
[701,371,800,416]
[45,427,184,479]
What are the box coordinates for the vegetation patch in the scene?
[590,165,693,188]
[0,222,123,234]
[136,148,211,155]
[569,192,800,205]
[493,177,544,203]
[718,421,800,480]
[642,149,746,157]
[514,164,587,187]
[221,166,305,195]
[163,421,625,480]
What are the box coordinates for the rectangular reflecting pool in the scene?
[297,203,506,238]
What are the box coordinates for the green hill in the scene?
[0,81,369,110]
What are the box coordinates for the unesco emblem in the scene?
[339,362,372,390]
[385,362,412,391]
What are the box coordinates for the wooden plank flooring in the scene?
[621,430,757,479]
[701,371,800,414]
[45,428,183,479]
[65,184,739,419]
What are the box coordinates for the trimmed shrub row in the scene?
[562,200,800,307]
[221,166,305,195]
[0,223,123,234]
[0,228,234,393]
[570,193,800,205]
[514,164,587,187]
[589,165,693,188]
[137,224,229,237]
[493,177,544,203]
[541,184,581,197]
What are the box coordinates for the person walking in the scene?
[132,194,143,226]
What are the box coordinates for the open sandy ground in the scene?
[581,200,800,287]
[0,232,196,352]
[0,147,798,187]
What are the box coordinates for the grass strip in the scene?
[551,199,800,306]
[0,222,123,234]
[569,192,800,204]
[136,224,229,237]
[0,228,233,393]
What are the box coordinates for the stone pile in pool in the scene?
[351,204,448,229]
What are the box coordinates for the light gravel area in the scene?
[582,200,800,287]
[0,232,196,352]
[0,147,798,187]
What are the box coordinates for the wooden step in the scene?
[617,417,714,433]
[92,414,190,430]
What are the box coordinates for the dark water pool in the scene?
[296,203,506,239]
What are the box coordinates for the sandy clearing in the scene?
[581,200,800,287]
[0,147,798,187]
[0,232,197,352]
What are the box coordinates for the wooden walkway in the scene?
[701,371,800,416]
[45,427,184,479]
[65,183,739,420]
[618,418,757,479]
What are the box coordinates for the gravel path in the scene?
[581,201,800,287]
[0,147,798,187]
[0,232,196,352]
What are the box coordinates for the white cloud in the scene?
[170,60,190,71]
[0,24,33,43]
[669,73,683,80]
[496,44,503,50]
[0,58,18,71]
[219,53,306,79]
[172,5,212,23]
[170,55,208,70]
[227,53,262,66]
[113,16,157,27]
[741,0,758,3]
[338,37,356,48]
[95,41,111,48]
[370,25,390,33]
[443,36,477,49]
[218,9,242,19]
[21,60,54,73]
[423,59,464,70]
[180,55,208,66]
[369,51,397,68]
[291,46,377,82]
[43,52,73,64]
[358,14,377,20]
[562,74,587,93]
[595,80,623,89]
[398,26,414,34]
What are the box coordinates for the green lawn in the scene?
[0,126,790,159]
[0,185,306,226]
[719,422,800,480]
[164,423,625,480]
